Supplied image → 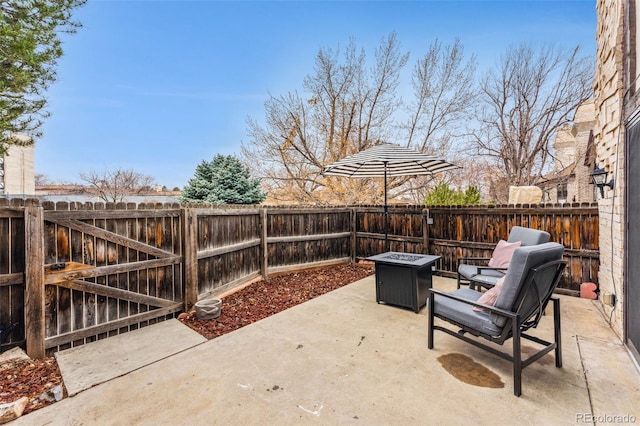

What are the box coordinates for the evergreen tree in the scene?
[463,186,481,204]
[424,183,483,206]
[181,154,267,204]
[1,0,86,153]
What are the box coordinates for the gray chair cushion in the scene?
[490,242,564,327]
[458,263,503,287]
[507,226,550,246]
[432,288,503,336]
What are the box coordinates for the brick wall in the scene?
[593,0,625,338]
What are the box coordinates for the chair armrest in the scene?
[457,257,492,267]
[428,288,518,320]
[458,257,491,262]
[476,266,508,275]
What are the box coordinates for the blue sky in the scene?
[38,0,596,189]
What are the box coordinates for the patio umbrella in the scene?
[322,143,459,250]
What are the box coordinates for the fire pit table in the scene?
[366,252,441,313]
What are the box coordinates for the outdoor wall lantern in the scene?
[590,166,614,197]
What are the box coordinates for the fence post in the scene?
[260,208,268,279]
[25,206,45,359]
[351,207,357,262]
[182,208,198,311]
[422,208,430,255]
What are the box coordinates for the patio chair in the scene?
[428,242,566,396]
[457,226,550,290]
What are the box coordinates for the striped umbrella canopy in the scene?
[323,143,459,249]
[322,143,459,178]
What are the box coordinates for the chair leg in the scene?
[428,295,435,349]
[458,274,475,290]
[512,318,522,397]
[553,297,562,368]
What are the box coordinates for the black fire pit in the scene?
[366,252,441,313]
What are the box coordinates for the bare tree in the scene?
[395,38,478,201]
[34,173,51,186]
[242,34,477,205]
[243,33,409,204]
[79,168,155,203]
[405,38,477,154]
[469,43,593,201]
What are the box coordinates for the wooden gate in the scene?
[40,207,183,352]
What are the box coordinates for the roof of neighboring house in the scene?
[539,161,576,186]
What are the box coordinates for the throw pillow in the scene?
[473,276,506,312]
[487,239,522,268]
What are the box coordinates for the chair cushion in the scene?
[433,288,503,336]
[507,226,550,246]
[458,264,503,287]
[488,240,522,268]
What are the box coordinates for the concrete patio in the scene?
[15,276,640,425]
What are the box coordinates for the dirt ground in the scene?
[0,263,373,416]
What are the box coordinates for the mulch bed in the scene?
[0,356,64,415]
[0,263,373,417]
[178,263,374,339]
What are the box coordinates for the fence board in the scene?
[0,218,8,276]
[57,280,176,307]
[44,304,181,349]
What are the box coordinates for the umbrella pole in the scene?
[384,162,389,252]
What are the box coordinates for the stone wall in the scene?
[593,0,625,339]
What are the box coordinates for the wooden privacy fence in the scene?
[0,199,599,357]
[184,207,353,302]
